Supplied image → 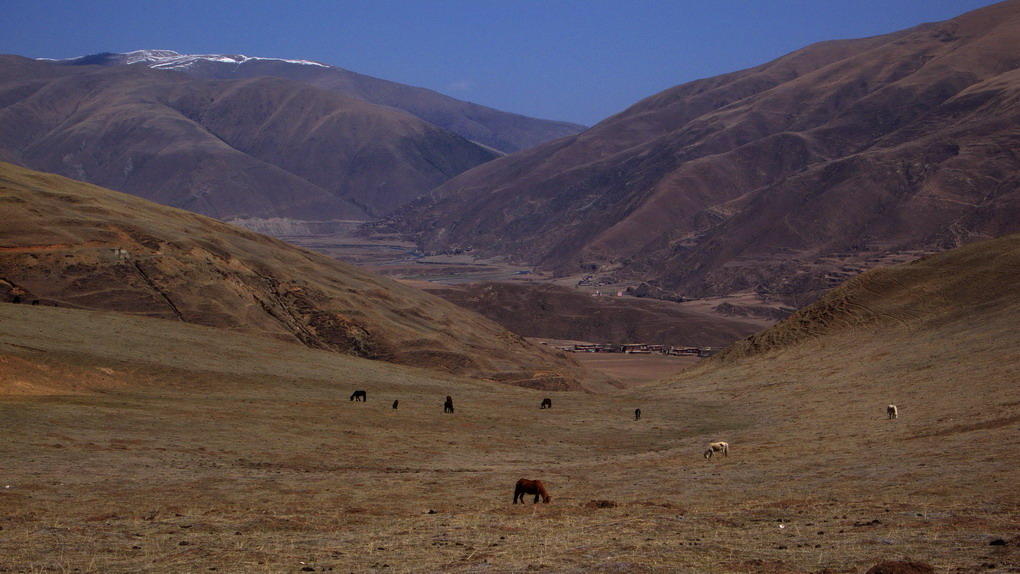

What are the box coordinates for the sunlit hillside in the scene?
[1,233,1018,572]
[0,161,593,389]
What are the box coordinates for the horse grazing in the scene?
[444,395,454,413]
[541,398,552,409]
[634,408,642,421]
[887,404,898,419]
[704,441,729,459]
[392,399,399,410]
[350,390,367,402]
[513,478,551,504]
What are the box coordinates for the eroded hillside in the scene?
[387,1,1020,306]
[0,162,595,389]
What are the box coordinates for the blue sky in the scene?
[1,1,1003,126]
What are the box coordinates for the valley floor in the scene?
[2,306,1018,573]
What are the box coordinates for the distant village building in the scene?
[577,275,618,289]
[571,343,617,353]
[561,342,717,357]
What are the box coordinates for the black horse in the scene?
[444,395,454,413]
[541,398,552,409]
[350,390,367,402]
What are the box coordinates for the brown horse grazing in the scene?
[513,478,551,504]
[350,390,367,402]
[541,398,552,409]
[444,395,454,413]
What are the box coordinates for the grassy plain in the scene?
[2,299,1018,573]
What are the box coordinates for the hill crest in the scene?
[48,49,586,155]
[708,232,1020,362]
[0,161,596,390]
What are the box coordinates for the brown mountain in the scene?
[387,1,1020,307]
[0,55,498,230]
[0,161,597,390]
[54,50,586,155]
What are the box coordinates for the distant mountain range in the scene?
[384,0,1020,306]
[50,50,586,155]
[0,51,584,234]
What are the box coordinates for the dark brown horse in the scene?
[350,390,367,402]
[541,398,552,409]
[513,478,551,504]
[444,395,454,413]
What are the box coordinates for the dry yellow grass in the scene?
[4,230,1020,573]
[2,275,1019,574]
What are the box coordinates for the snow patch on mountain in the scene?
[123,50,330,69]
[44,50,331,70]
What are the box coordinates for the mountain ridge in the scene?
[384,0,1020,307]
[52,49,332,70]
[48,49,587,155]
[0,54,501,228]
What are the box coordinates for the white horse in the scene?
[887,404,898,419]
[704,441,729,459]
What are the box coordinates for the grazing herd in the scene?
[348,387,901,503]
